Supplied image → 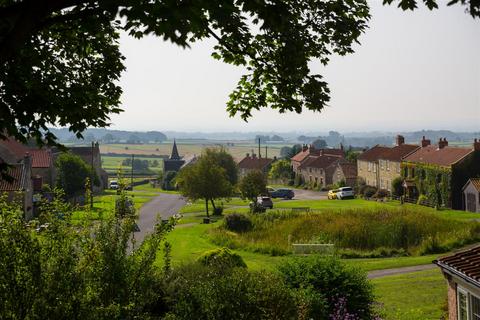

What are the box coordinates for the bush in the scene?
[162,264,300,320]
[374,189,389,199]
[391,177,403,197]
[213,206,223,216]
[224,213,253,232]
[278,256,375,319]
[197,248,247,269]
[417,194,428,205]
[362,186,377,198]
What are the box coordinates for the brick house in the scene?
[0,138,54,187]
[332,161,358,187]
[402,138,480,209]
[0,155,34,220]
[291,144,344,172]
[463,179,480,213]
[435,246,480,320]
[296,155,342,188]
[357,135,418,191]
[238,154,274,178]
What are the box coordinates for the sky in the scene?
[111,1,480,133]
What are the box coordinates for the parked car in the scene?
[109,180,119,190]
[257,196,273,209]
[270,188,295,199]
[328,189,339,200]
[336,187,354,200]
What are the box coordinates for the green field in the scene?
[101,155,163,176]
[100,140,284,160]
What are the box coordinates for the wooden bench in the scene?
[292,243,334,255]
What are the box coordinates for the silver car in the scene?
[336,187,354,200]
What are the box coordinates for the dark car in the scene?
[269,188,295,199]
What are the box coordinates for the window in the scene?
[380,160,384,170]
[368,162,372,172]
[373,164,377,173]
[386,160,390,171]
[471,294,480,320]
[397,163,401,174]
[459,288,468,320]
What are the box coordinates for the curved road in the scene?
[134,193,186,245]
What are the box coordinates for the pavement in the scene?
[133,192,186,245]
[367,264,436,279]
[291,189,328,200]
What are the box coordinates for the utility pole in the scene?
[265,146,268,158]
[131,153,134,191]
[90,141,94,209]
[258,138,261,158]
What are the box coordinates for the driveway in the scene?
[133,193,186,245]
[292,188,328,200]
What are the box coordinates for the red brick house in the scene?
[435,246,480,320]
[238,154,274,178]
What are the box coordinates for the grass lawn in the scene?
[102,155,163,176]
[372,268,446,320]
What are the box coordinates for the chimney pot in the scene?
[421,136,431,148]
[396,135,405,146]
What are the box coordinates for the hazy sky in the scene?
[111,1,480,133]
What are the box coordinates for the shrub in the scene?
[197,248,247,269]
[374,189,389,199]
[224,213,253,232]
[417,194,428,205]
[163,264,300,320]
[278,256,375,319]
[362,186,377,198]
[391,177,403,197]
[213,206,223,216]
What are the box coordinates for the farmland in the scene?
[99,140,285,160]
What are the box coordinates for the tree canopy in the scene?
[55,152,96,199]
[0,0,477,149]
[0,0,371,147]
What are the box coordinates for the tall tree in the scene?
[203,148,238,186]
[55,152,96,199]
[176,155,232,217]
[0,1,370,148]
[269,159,294,184]
[238,170,267,206]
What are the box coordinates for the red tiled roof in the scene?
[238,156,273,170]
[465,178,480,192]
[357,145,391,162]
[338,162,357,178]
[291,147,344,163]
[0,138,52,168]
[0,163,27,191]
[435,246,480,285]
[381,144,420,161]
[298,155,339,170]
[404,145,473,167]
[29,149,51,168]
[358,144,419,162]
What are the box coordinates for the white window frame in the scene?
[386,160,390,171]
[368,162,372,172]
[471,291,480,320]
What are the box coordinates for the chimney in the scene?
[421,136,431,148]
[309,144,315,152]
[474,139,480,152]
[438,137,448,149]
[396,135,405,146]
[302,144,308,152]
[246,153,250,158]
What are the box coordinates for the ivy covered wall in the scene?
[401,151,480,209]
[401,162,451,207]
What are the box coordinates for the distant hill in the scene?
[48,128,167,144]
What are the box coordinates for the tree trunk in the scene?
[205,198,209,217]
[210,199,216,210]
